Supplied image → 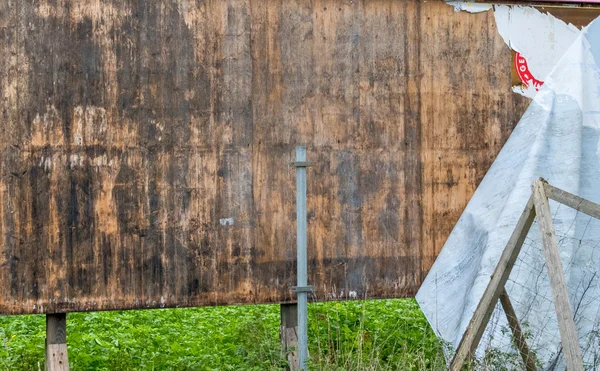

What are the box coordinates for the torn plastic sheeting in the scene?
[416,17,600,369]
[448,2,582,98]
[494,5,580,97]
[447,2,492,13]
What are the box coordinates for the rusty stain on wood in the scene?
[0,0,528,314]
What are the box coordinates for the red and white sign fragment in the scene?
[494,5,580,98]
[514,52,543,91]
[447,2,581,98]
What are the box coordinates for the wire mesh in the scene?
[478,200,600,370]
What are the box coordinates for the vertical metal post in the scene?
[292,146,312,370]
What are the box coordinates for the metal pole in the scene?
[292,146,311,370]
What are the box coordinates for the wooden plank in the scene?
[499,289,537,371]
[0,0,530,314]
[449,196,536,370]
[543,183,600,220]
[45,314,69,371]
[532,180,584,371]
[418,1,529,276]
[280,304,299,370]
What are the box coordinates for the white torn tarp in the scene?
[448,2,582,98]
[417,17,600,369]
[495,5,580,98]
[447,2,492,13]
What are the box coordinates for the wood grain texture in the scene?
[0,0,529,314]
[46,344,69,371]
[544,182,600,220]
[499,289,537,371]
[532,180,584,371]
[46,313,69,371]
[46,314,67,345]
[280,303,299,370]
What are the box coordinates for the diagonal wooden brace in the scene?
[450,196,536,370]
[499,289,537,371]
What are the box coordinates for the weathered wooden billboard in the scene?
[0,0,532,315]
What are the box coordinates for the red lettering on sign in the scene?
[515,52,544,90]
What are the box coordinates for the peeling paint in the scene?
[447,2,492,13]
[494,6,580,94]
[220,218,235,226]
[449,2,583,98]
[512,83,541,99]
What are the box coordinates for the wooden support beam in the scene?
[532,180,584,371]
[449,196,536,370]
[46,313,69,371]
[499,289,537,371]
[543,182,600,220]
[280,304,299,370]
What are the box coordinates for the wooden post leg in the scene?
[46,313,69,371]
[532,180,584,371]
[449,196,536,370]
[280,304,299,370]
[499,289,537,371]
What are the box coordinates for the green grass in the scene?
[0,299,446,370]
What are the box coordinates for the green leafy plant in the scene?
[0,299,445,370]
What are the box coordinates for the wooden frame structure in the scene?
[449,179,598,371]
